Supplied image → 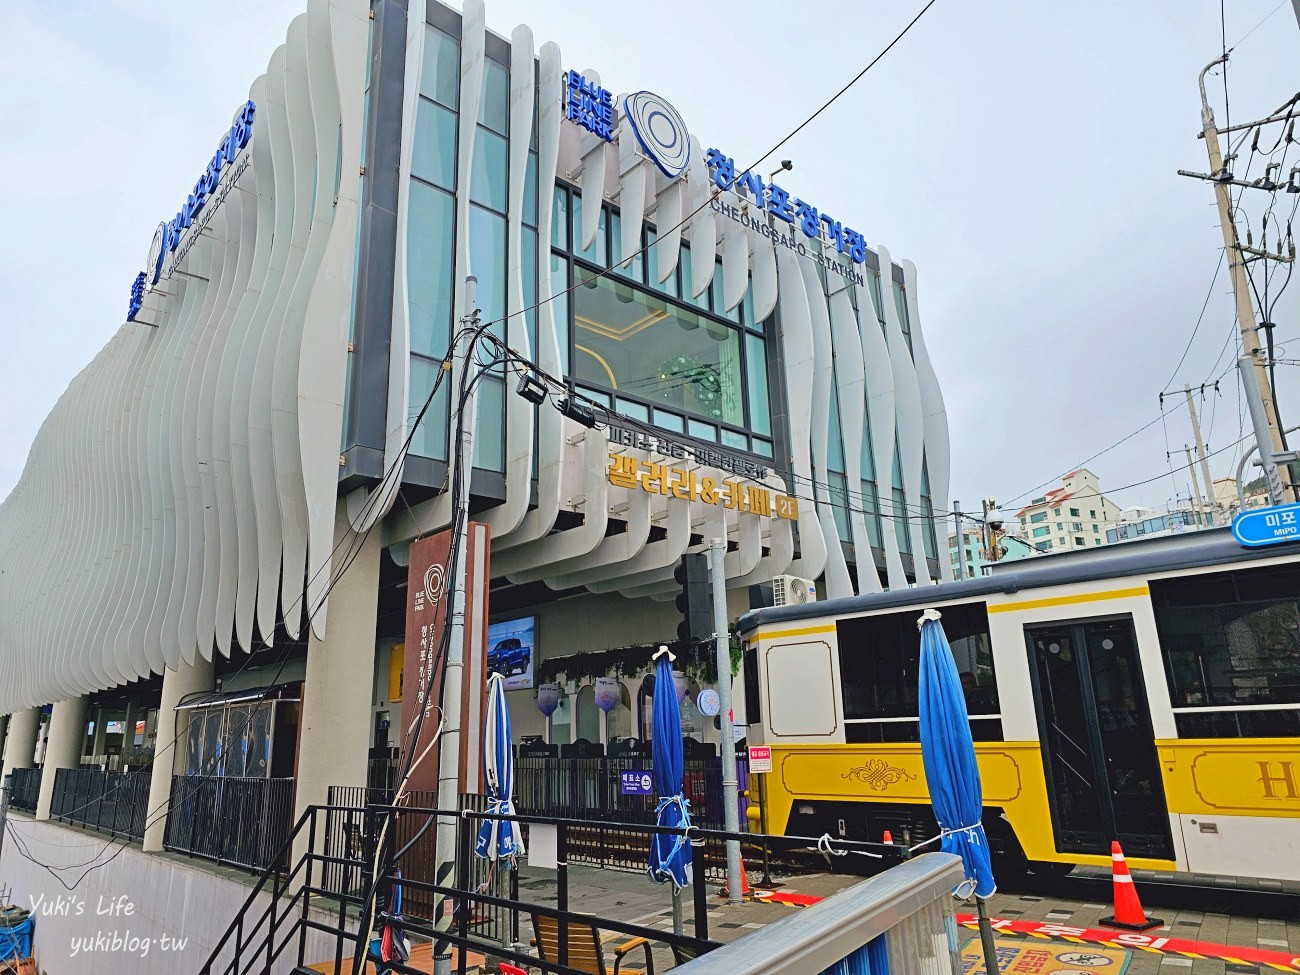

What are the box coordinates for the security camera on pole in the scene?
[981,498,1005,567]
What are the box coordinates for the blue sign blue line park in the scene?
[1231,502,1300,547]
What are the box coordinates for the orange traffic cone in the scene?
[1100,840,1162,931]
[882,830,894,844]
[719,858,751,898]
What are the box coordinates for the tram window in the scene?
[845,717,1003,743]
[1151,565,1300,714]
[836,600,1000,723]
[1173,708,1300,738]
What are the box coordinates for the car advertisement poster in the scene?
[486,616,537,690]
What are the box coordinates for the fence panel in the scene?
[163,775,295,872]
[8,768,41,812]
[49,768,150,841]
[513,755,750,879]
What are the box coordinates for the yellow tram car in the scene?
[736,528,1300,881]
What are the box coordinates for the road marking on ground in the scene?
[960,937,1128,974]
[955,914,1300,971]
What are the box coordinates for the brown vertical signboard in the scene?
[400,530,452,802]
[397,524,490,916]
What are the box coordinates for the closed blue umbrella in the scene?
[647,647,692,890]
[476,674,524,865]
[917,608,999,971]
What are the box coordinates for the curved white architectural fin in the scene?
[903,259,952,581]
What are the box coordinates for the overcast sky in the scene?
[3,1,1298,526]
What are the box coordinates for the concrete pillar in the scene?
[294,508,381,836]
[2,708,40,779]
[35,697,89,820]
[142,656,214,852]
[119,699,139,770]
[90,705,107,762]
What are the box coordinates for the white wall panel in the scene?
[775,247,826,583]
[854,274,906,589]
[876,246,929,585]
[828,287,879,594]
[798,254,851,599]
[301,0,367,635]
[477,24,536,541]
[270,17,326,638]
[0,2,365,713]
[490,41,564,553]
[903,259,952,581]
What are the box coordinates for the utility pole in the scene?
[1189,55,1295,502]
[433,277,480,975]
[952,501,964,581]
[1184,447,1208,528]
[710,538,743,906]
[1184,385,1218,523]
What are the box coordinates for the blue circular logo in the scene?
[622,91,690,179]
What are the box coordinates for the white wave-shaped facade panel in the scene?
[0,0,369,714]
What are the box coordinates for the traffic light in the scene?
[674,553,711,643]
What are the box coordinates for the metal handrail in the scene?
[668,853,964,975]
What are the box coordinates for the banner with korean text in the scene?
[400,524,491,800]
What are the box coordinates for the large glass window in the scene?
[1152,564,1300,737]
[745,333,771,437]
[1030,512,1048,524]
[412,100,457,190]
[828,472,851,543]
[479,60,509,134]
[838,601,1000,742]
[470,129,508,211]
[420,28,459,107]
[573,273,744,427]
[407,182,455,359]
[468,207,506,334]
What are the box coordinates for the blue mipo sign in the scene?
[1231,502,1300,547]
[128,101,256,322]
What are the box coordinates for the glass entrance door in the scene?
[1026,617,1173,859]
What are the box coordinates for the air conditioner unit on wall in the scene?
[772,575,818,607]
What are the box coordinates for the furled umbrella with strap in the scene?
[917,607,1000,972]
[475,673,525,867]
[647,646,693,892]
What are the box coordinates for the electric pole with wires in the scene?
[1179,54,1299,503]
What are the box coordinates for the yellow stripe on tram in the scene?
[755,623,837,640]
[987,586,1150,614]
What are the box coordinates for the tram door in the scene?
[1026,617,1174,860]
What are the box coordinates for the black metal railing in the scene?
[8,768,41,812]
[198,795,906,975]
[50,768,149,840]
[163,775,295,872]
[514,754,751,879]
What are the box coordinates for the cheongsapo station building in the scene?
[0,0,952,958]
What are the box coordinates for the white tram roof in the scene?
[736,526,1300,636]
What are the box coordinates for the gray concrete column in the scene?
[295,508,381,828]
[2,708,40,779]
[142,656,214,852]
[35,697,89,820]
[90,705,107,762]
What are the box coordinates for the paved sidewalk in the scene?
[500,862,1300,975]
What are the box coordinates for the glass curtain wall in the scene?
[406,30,535,471]
[551,184,775,459]
[408,26,460,460]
